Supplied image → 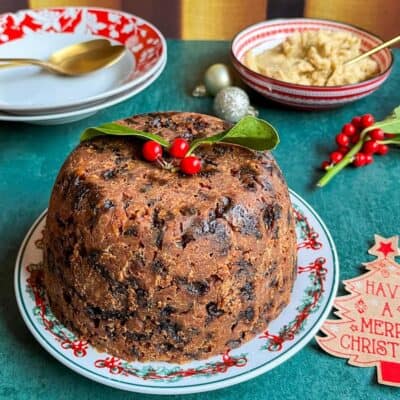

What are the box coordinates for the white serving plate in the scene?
[15,190,339,394]
[0,53,166,125]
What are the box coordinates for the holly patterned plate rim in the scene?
[0,7,166,111]
[14,190,339,395]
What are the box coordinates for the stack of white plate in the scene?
[0,7,167,125]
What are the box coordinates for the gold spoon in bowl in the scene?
[344,34,400,66]
[0,39,126,76]
[324,34,400,85]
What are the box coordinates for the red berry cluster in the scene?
[321,113,390,170]
[142,139,201,175]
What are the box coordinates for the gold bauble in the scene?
[204,63,232,96]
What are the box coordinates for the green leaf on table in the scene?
[80,122,170,147]
[371,105,400,134]
[187,116,280,155]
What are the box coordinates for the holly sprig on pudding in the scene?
[141,138,201,175]
[81,115,279,175]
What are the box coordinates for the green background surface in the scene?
[0,40,399,400]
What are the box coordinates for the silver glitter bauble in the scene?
[204,63,232,96]
[213,86,250,122]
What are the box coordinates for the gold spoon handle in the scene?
[0,62,24,69]
[0,41,125,76]
[0,58,48,66]
[0,58,64,74]
[345,34,400,66]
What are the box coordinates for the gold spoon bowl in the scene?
[0,39,126,76]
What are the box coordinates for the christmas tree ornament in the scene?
[192,84,207,97]
[204,63,232,95]
[213,86,258,123]
[192,63,233,97]
[317,234,400,387]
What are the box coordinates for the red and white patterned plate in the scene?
[15,190,339,394]
[231,18,393,110]
[0,7,166,112]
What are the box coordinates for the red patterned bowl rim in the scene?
[231,18,394,91]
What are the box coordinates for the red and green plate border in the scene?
[14,190,339,394]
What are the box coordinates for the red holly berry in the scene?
[338,146,349,155]
[336,133,350,146]
[321,161,331,170]
[362,140,379,155]
[351,133,361,144]
[385,133,397,139]
[342,123,356,136]
[369,128,385,141]
[351,116,362,130]
[353,152,366,167]
[376,144,389,155]
[360,114,375,128]
[330,151,343,164]
[364,153,374,165]
[180,156,202,175]
[142,141,163,161]
[169,138,190,158]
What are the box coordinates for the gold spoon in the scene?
[0,39,126,76]
[344,34,400,66]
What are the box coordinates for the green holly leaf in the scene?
[80,122,169,147]
[369,105,400,134]
[80,116,280,155]
[187,116,280,155]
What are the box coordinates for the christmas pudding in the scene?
[43,112,297,363]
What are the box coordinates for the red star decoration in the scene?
[377,242,395,258]
[368,235,399,260]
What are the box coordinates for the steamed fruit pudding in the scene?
[43,112,297,363]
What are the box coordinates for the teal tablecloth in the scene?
[0,40,399,400]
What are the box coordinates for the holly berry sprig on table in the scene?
[317,105,400,187]
[80,116,279,175]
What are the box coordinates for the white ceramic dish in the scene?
[15,190,339,394]
[0,7,166,112]
[0,53,166,125]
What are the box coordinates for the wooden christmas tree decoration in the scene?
[317,235,400,387]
